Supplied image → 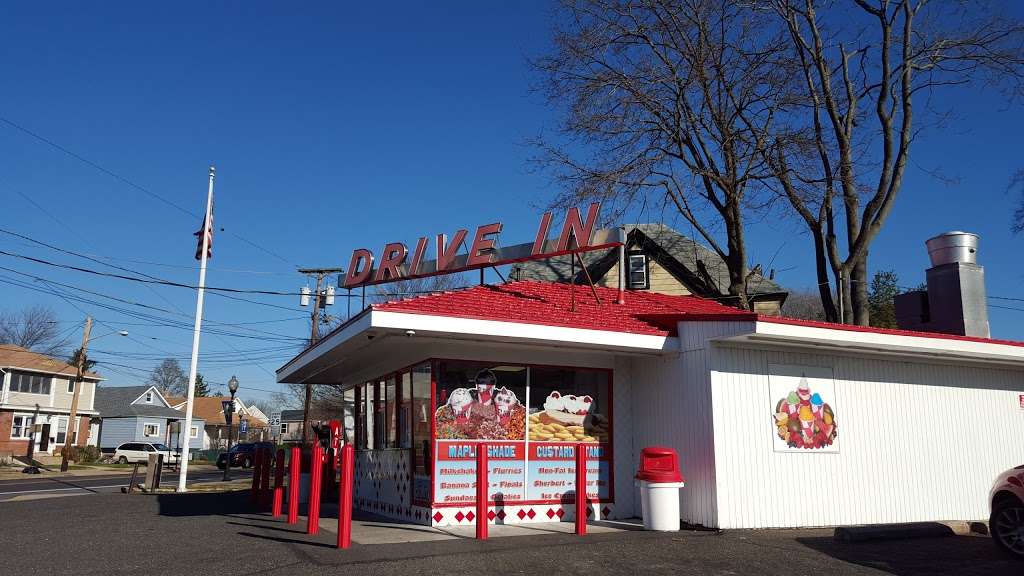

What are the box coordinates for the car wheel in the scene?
[242,456,252,469]
[118,456,128,464]
[990,499,1024,559]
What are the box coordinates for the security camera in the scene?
[405,330,416,337]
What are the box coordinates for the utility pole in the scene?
[297,267,343,445]
[60,316,92,472]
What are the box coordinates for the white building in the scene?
[276,278,1024,529]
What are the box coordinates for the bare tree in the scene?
[147,358,188,397]
[769,0,1024,324]
[533,0,796,309]
[0,305,68,356]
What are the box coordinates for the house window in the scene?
[190,426,199,439]
[145,391,153,403]
[143,423,160,437]
[280,423,288,435]
[9,372,51,395]
[628,253,649,289]
[67,379,75,393]
[11,414,34,439]
[55,417,68,445]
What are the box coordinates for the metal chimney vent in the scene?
[895,231,990,338]
[925,231,978,267]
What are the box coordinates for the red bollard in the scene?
[575,445,587,535]
[250,448,263,504]
[307,444,323,535]
[337,444,354,549]
[260,448,273,508]
[287,446,301,525]
[325,448,336,495]
[272,448,285,517]
[476,443,488,540]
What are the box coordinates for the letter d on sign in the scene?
[344,249,374,287]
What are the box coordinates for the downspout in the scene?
[617,226,627,304]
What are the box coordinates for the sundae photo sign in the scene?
[768,364,840,453]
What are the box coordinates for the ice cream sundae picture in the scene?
[772,374,837,450]
[434,369,526,440]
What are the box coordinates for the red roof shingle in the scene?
[373,280,750,336]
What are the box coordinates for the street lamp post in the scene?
[223,376,239,481]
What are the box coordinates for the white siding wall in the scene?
[709,344,1024,529]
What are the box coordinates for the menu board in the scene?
[526,443,609,501]
[434,440,608,504]
[434,441,526,504]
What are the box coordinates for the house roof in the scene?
[515,223,785,298]
[0,344,101,379]
[279,408,333,422]
[374,280,750,337]
[165,396,267,428]
[94,385,198,419]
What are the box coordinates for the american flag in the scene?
[193,208,213,261]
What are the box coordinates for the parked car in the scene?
[990,464,1024,559]
[216,442,274,470]
[113,442,179,466]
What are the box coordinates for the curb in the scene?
[834,521,987,542]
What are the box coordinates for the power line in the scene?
[0,114,296,267]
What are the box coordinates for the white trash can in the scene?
[637,480,685,531]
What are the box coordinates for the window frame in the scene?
[11,414,34,439]
[67,379,75,393]
[145,391,153,403]
[189,426,199,439]
[627,251,650,290]
[143,422,160,438]
[10,372,52,396]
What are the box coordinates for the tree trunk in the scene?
[851,251,870,326]
[811,229,838,322]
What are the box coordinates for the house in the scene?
[92,385,205,453]
[0,344,100,458]
[166,395,268,449]
[513,223,788,315]
[275,408,335,443]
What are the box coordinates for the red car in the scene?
[990,465,1024,559]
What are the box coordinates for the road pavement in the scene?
[0,490,1019,575]
[0,467,251,502]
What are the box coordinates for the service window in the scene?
[434,361,527,440]
[410,362,432,504]
[399,372,412,449]
[385,376,397,448]
[528,367,611,444]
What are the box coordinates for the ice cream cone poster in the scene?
[769,364,839,453]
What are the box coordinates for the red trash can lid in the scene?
[636,445,684,483]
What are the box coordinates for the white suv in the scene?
[990,464,1024,559]
[113,442,179,466]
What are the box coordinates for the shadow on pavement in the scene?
[795,534,1020,575]
[156,489,253,517]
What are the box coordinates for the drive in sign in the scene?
[342,203,623,288]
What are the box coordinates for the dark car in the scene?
[216,442,274,469]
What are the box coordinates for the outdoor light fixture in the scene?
[223,375,239,481]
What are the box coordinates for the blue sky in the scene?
[2,2,1023,404]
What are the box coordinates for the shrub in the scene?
[67,445,102,463]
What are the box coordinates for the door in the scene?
[39,424,50,452]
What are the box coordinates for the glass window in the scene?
[366,382,377,450]
[385,376,397,448]
[67,379,75,393]
[434,361,526,440]
[343,387,356,445]
[190,426,199,439]
[10,372,51,395]
[400,372,412,449]
[628,253,649,289]
[411,363,431,474]
[143,423,160,437]
[11,415,33,439]
[280,423,288,435]
[145,392,153,403]
[56,417,68,445]
[528,367,610,444]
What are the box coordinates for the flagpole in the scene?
[178,165,215,492]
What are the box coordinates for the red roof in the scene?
[373,280,749,336]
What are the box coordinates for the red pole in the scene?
[325,448,336,495]
[287,446,301,524]
[476,443,488,540]
[337,444,354,549]
[250,448,262,504]
[272,448,285,518]
[260,448,273,508]
[307,443,323,535]
[575,445,587,535]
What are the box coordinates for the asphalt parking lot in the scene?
[0,490,1018,576]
